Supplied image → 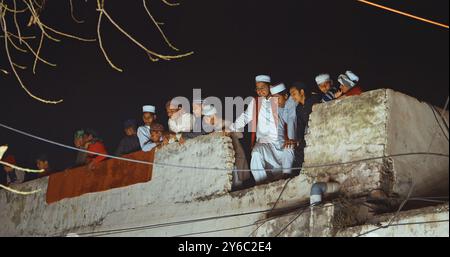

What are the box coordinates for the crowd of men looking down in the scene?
[1,71,363,190]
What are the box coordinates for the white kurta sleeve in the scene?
[287,107,297,140]
[230,98,255,132]
[137,126,153,152]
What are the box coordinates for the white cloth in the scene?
[270,83,286,95]
[229,97,278,144]
[202,105,217,116]
[315,74,331,85]
[168,112,194,133]
[250,143,295,183]
[345,70,359,82]
[142,105,156,113]
[283,96,298,140]
[338,74,356,88]
[234,98,295,183]
[255,75,271,83]
[137,125,155,152]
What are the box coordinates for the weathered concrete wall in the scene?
[0,89,448,237]
[0,134,312,236]
[304,89,449,199]
[255,202,449,237]
[336,204,449,237]
[386,90,449,197]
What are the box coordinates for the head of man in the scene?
[123,119,137,136]
[338,74,355,94]
[73,130,85,148]
[202,105,217,126]
[142,105,156,127]
[150,123,164,143]
[82,129,98,145]
[35,154,49,171]
[2,155,15,173]
[166,100,182,119]
[255,75,271,98]
[290,82,312,106]
[270,83,289,108]
[315,74,333,94]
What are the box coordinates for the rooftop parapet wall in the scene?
[0,89,448,237]
[0,134,236,236]
[304,89,449,199]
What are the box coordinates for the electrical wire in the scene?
[427,103,449,141]
[356,182,415,237]
[357,0,449,29]
[274,206,309,237]
[0,122,448,173]
[248,177,294,237]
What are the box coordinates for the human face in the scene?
[150,130,162,143]
[82,134,93,145]
[74,137,83,148]
[203,115,215,126]
[36,160,49,171]
[255,82,270,98]
[143,112,155,126]
[318,81,332,94]
[340,84,350,93]
[274,94,288,108]
[124,127,136,136]
[166,105,180,119]
[193,103,202,117]
[291,88,306,105]
[3,166,13,172]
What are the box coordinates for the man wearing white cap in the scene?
[315,73,340,103]
[202,104,250,189]
[238,83,295,183]
[336,70,363,98]
[229,75,280,184]
[137,105,157,152]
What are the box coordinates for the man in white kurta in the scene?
[229,76,294,184]
[137,105,157,152]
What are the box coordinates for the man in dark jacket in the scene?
[115,119,141,156]
[290,82,322,170]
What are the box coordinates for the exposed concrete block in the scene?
[336,204,449,237]
[304,89,449,200]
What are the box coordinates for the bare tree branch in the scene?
[143,0,179,51]
[1,0,193,104]
[161,0,180,7]
[1,11,63,104]
[69,0,85,23]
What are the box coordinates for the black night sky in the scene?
[1,0,449,172]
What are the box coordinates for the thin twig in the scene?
[99,8,193,61]
[1,14,63,104]
[23,0,60,42]
[96,7,123,72]
[161,0,180,7]
[13,0,24,44]
[69,0,85,23]
[32,30,44,74]
[143,0,179,51]
[41,23,96,42]
[8,32,56,67]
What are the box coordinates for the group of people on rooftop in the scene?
[1,71,362,190]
